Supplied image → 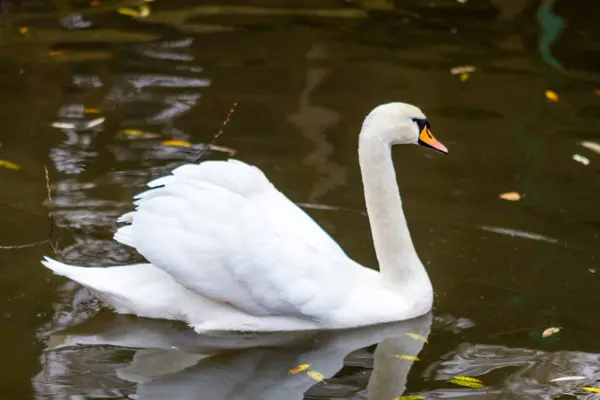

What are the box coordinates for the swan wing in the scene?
[121,159,355,321]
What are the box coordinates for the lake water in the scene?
[0,0,599,399]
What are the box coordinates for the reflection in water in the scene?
[287,43,347,202]
[34,314,432,399]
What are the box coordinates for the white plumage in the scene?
[42,102,447,332]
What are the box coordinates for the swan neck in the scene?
[358,134,423,283]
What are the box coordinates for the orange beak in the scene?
[418,126,448,154]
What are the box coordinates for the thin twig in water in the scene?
[0,166,57,251]
[44,165,57,253]
[196,102,238,162]
[211,102,238,146]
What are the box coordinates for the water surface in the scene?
[0,0,599,398]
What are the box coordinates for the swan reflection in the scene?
[34,313,432,399]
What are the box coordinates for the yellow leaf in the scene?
[406,333,427,342]
[117,7,140,17]
[450,376,484,389]
[394,396,424,400]
[579,141,600,155]
[584,387,600,393]
[90,0,101,6]
[162,140,192,147]
[48,50,65,56]
[594,89,600,96]
[84,107,101,114]
[542,327,561,338]
[499,192,521,201]
[453,376,483,383]
[288,364,309,374]
[393,355,420,361]
[450,65,476,75]
[0,160,22,170]
[460,72,469,82]
[545,90,559,102]
[19,26,29,34]
[307,371,326,383]
[139,4,151,17]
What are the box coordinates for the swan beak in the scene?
[418,127,448,154]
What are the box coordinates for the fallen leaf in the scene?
[19,26,29,34]
[0,160,22,170]
[450,65,476,75]
[406,333,428,342]
[48,50,65,57]
[84,117,105,129]
[139,4,151,17]
[288,364,309,374]
[117,7,141,17]
[207,144,237,155]
[573,154,590,165]
[393,355,420,361]
[499,192,521,201]
[450,376,484,389]
[550,376,586,382]
[584,387,600,393]
[394,396,424,400]
[84,107,101,114]
[460,73,469,82]
[90,0,101,6]
[545,90,559,102]
[579,141,600,155]
[307,370,326,383]
[163,140,192,147]
[542,327,561,338]
[122,129,160,138]
[595,89,600,96]
[51,121,76,129]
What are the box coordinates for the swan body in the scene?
[42,102,448,332]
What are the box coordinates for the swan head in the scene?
[360,102,448,154]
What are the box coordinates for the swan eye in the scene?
[411,118,429,134]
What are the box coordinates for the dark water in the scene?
[0,0,599,398]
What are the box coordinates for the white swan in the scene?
[42,102,448,332]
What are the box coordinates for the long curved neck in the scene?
[358,133,424,284]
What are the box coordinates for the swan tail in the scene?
[41,256,191,320]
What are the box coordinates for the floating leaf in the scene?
[450,376,484,389]
[406,333,427,342]
[595,89,600,96]
[48,50,66,57]
[288,364,309,374]
[117,7,141,17]
[573,154,590,165]
[139,4,151,17]
[163,140,192,147]
[542,327,561,338]
[460,73,469,82]
[545,90,559,102]
[394,396,424,400]
[550,376,586,382]
[584,387,600,393]
[90,0,101,6]
[393,355,420,361]
[122,129,160,138]
[84,117,105,129]
[499,192,521,201]
[450,65,476,75]
[307,370,326,383]
[51,121,76,129]
[84,107,101,114]
[0,160,22,170]
[207,144,237,155]
[19,26,29,34]
[579,141,600,155]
